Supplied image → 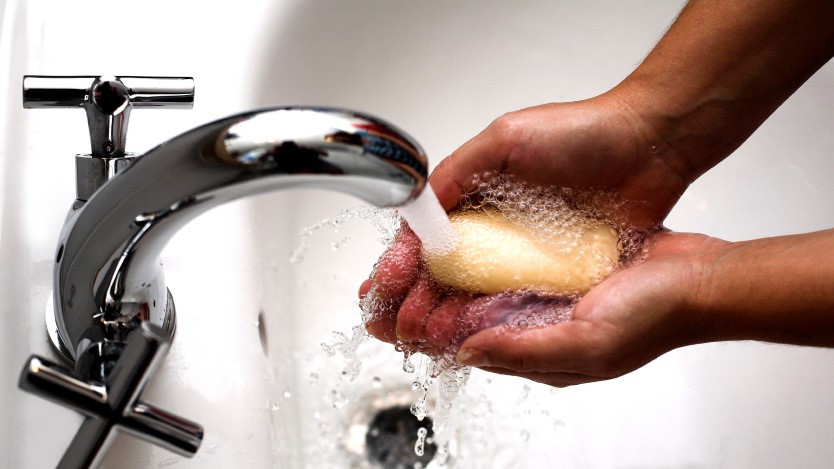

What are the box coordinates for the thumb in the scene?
[455,320,606,373]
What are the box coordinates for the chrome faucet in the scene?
[18,75,428,468]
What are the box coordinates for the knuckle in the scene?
[490,111,527,147]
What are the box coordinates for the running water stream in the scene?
[389,187,467,465]
[397,187,457,257]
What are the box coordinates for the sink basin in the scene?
[2,0,834,467]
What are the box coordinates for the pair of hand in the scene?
[357,0,834,388]
[359,96,728,387]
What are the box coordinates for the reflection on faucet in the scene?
[20,101,428,467]
[56,107,427,371]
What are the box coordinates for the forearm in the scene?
[613,0,834,182]
[693,228,834,347]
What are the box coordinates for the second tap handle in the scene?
[23,76,194,109]
[22,75,194,157]
[119,76,195,108]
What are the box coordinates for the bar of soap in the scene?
[424,210,620,295]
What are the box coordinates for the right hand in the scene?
[429,94,691,227]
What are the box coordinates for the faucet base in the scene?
[45,289,178,367]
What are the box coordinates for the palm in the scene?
[461,232,725,387]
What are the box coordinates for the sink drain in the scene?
[365,405,437,468]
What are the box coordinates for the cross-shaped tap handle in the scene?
[23,75,194,157]
[19,323,203,469]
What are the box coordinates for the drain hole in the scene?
[365,406,437,468]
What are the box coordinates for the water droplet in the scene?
[414,427,428,456]
[410,402,428,421]
[330,389,348,409]
[403,354,415,373]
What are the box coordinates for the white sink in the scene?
[2,0,834,467]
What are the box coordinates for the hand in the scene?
[429,95,691,228]
[454,231,728,387]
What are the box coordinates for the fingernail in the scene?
[456,348,488,367]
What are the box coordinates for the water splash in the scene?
[290,206,399,263]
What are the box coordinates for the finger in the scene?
[456,320,608,374]
[424,293,470,348]
[478,366,608,388]
[371,227,422,301]
[358,279,372,299]
[430,124,511,211]
[365,308,398,343]
[362,286,403,344]
[395,273,440,341]
[359,279,391,340]
[363,227,422,344]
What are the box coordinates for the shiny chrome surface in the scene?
[23,75,195,200]
[23,75,194,157]
[53,106,426,373]
[20,323,203,469]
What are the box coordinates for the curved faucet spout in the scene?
[54,107,428,374]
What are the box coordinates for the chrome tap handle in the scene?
[19,322,203,469]
[23,75,194,200]
[22,75,194,157]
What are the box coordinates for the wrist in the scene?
[603,78,729,186]
[605,0,834,187]
[687,230,834,347]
